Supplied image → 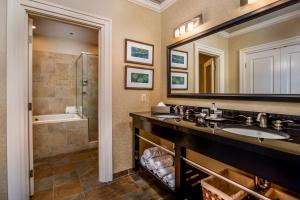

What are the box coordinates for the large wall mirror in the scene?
[167,0,300,101]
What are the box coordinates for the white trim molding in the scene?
[128,0,176,13]
[7,0,113,199]
[219,9,300,38]
[194,43,225,93]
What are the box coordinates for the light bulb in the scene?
[174,28,180,38]
[248,0,258,4]
[32,25,36,29]
[187,22,194,32]
[179,25,186,35]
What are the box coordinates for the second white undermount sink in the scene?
[154,114,181,119]
[222,128,290,140]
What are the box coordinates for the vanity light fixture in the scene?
[32,25,36,29]
[174,14,203,38]
[240,0,259,6]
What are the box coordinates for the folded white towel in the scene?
[148,155,173,170]
[167,178,175,188]
[143,147,167,159]
[163,172,175,182]
[140,155,147,167]
[155,166,175,178]
[154,155,173,170]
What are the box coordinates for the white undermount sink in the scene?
[154,114,181,119]
[222,128,290,140]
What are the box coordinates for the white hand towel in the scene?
[154,155,173,170]
[156,166,175,178]
[140,155,147,167]
[143,147,167,159]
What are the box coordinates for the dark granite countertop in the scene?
[130,112,300,157]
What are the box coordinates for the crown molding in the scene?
[128,0,176,13]
[218,9,300,38]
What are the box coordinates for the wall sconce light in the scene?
[240,0,259,6]
[174,14,203,38]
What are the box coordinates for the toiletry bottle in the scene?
[210,103,217,119]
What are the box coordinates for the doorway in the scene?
[29,16,101,198]
[198,53,216,93]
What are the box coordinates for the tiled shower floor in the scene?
[33,148,174,200]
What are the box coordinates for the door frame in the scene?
[194,43,225,93]
[7,0,113,199]
[239,36,300,93]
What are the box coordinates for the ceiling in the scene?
[32,17,98,45]
[128,0,176,13]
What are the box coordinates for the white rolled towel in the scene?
[167,178,175,189]
[154,155,173,170]
[143,147,167,159]
[148,155,173,170]
[163,172,175,183]
[140,155,147,167]
[155,166,175,178]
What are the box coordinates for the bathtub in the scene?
[32,113,94,159]
[33,113,82,125]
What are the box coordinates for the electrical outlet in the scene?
[141,94,147,105]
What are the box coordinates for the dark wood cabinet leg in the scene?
[133,127,140,172]
[175,144,186,199]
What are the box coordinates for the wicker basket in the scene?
[262,188,299,200]
[200,169,254,200]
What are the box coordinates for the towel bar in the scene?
[135,135,175,156]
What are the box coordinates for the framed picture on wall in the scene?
[171,50,188,69]
[125,66,154,90]
[125,39,154,66]
[171,71,188,90]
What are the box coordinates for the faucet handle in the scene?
[238,115,253,124]
[273,120,294,130]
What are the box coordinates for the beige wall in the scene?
[0,0,7,198]
[44,0,162,173]
[33,34,98,55]
[161,0,300,116]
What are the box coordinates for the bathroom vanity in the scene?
[130,110,300,199]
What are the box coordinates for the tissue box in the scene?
[151,106,171,114]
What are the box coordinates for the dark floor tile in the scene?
[34,176,54,192]
[34,163,53,180]
[54,181,82,200]
[80,174,105,192]
[54,171,79,187]
[75,159,98,178]
[60,192,85,200]
[53,163,76,176]
[84,186,120,200]
[32,189,53,200]
[71,150,94,162]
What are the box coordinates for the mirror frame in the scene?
[167,0,300,102]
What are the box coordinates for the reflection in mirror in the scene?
[169,2,300,95]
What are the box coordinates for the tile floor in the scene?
[33,148,174,200]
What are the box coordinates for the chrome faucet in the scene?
[174,105,184,115]
[238,115,253,125]
[257,113,268,128]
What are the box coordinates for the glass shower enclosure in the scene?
[76,53,98,142]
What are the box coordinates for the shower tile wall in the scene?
[33,51,77,115]
[85,55,98,141]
